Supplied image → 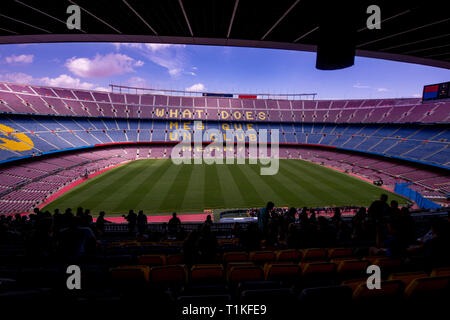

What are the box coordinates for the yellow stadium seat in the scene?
[120,241,139,247]
[405,276,450,300]
[353,280,404,301]
[431,267,450,277]
[388,271,428,287]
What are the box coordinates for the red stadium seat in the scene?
[249,251,275,264]
[276,249,302,262]
[228,266,264,283]
[388,271,428,287]
[353,280,405,302]
[138,254,166,266]
[302,248,328,261]
[149,265,187,284]
[190,264,224,283]
[328,248,353,259]
[265,263,301,282]
[223,252,248,264]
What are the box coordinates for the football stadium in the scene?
[0,0,449,317]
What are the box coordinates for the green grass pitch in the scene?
[43,159,407,216]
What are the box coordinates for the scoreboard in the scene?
[423,81,450,101]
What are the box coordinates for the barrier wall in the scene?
[394,183,442,210]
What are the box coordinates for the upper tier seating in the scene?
[1,82,448,124]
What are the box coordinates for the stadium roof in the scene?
[0,0,449,69]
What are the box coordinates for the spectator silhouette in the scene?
[197,224,217,263]
[137,210,148,234]
[183,230,200,266]
[96,211,110,234]
[204,215,213,225]
[168,212,181,237]
[258,201,274,233]
[124,210,137,233]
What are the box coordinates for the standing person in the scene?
[330,207,342,226]
[168,212,181,237]
[124,210,137,233]
[368,194,390,246]
[258,201,274,234]
[368,194,390,223]
[137,210,148,234]
[96,211,110,234]
[204,215,213,226]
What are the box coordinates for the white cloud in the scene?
[65,53,143,78]
[127,76,148,88]
[377,88,389,92]
[5,54,34,64]
[145,43,175,51]
[0,72,98,90]
[412,93,421,98]
[186,71,196,76]
[0,72,34,83]
[40,74,95,89]
[93,86,110,92]
[186,83,206,92]
[192,66,198,70]
[113,43,144,50]
[114,42,188,77]
[353,83,370,89]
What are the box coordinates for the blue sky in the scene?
[0,42,449,99]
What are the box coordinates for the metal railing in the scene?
[109,84,317,100]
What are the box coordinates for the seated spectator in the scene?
[409,219,449,267]
[370,219,408,258]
